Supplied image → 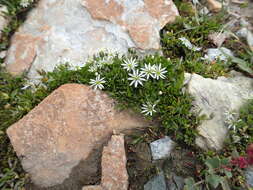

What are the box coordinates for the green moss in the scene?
[174,0,196,17]
[0,52,202,188]
[161,14,230,78]
[0,0,37,50]
[44,53,201,145]
[0,69,30,189]
[225,99,253,154]
[1,0,251,189]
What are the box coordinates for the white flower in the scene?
[97,56,113,67]
[89,75,106,90]
[128,69,146,88]
[20,0,33,7]
[88,64,99,72]
[141,63,155,80]
[57,57,70,64]
[121,57,138,71]
[141,102,157,116]
[88,55,114,73]
[153,64,167,80]
[224,110,241,131]
[179,37,202,51]
[21,81,35,90]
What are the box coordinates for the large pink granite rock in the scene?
[5,0,179,80]
[83,134,128,190]
[7,84,148,188]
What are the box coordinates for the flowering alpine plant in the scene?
[20,0,33,7]
[231,156,249,169]
[231,143,253,169]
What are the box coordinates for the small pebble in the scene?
[150,136,175,160]
[207,0,222,12]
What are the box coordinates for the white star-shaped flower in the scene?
[88,64,99,72]
[20,0,33,7]
[224,110,241,131]
[121,57,138,71]
[179,37,202,52]
[97,56,114,67]
[153,64,167,80]
[89,75,106,90]
[128,69,146,88]
[141,63,155,79]
[141,102,157,116]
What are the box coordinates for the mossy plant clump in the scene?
[0,65,44,189]
[0,0,37,51]
[1,0,253,189]
[227,99,253,154]
[161,14,230,78]
[41,52,202,146]
[0,52,201,189]
[2,50,251,189]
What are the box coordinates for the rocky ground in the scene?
[0,0,253,190]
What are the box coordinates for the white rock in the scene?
[202,47,233,62]
[5,0,179,81]
[236,28,253,51]
[185,72,253,150]
[240,18,250,27]
[236,27,249,38]
[150,136,175,160]
[246,167,253,188]
[199,7,210,15]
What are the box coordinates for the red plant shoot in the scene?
[231,144,253,169]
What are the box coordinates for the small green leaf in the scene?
[220,177,231,190]
[224,170,232,178]
[205,157,220,170]
[206,174,221,188]
[131,136,143,145]
[0,92,9,100]
[231,56,253,75]
[220,158,229,165]
[184,177,200,190]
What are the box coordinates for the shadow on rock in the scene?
[25,146,103,190]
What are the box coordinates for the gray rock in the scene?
[246,167,253,188]
[5,0,179,80]
[150,136,175,160]
[236,27,249,38]
[199,7,210,15]
[240,18,250,27]
[144,173,167,190]
[167,174,185,190]
[202,47,233,62]
[236,27,253,51]
[185,72,253,150]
